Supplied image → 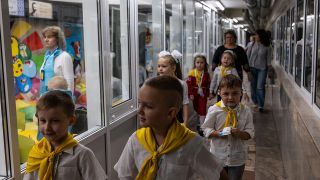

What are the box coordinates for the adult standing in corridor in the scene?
[211,29,251,81]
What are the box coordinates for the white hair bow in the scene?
[193,52,206,58]
[158,50,182,64]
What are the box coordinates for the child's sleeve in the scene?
[114,135,138,179]
[79,147,108,180]
[23,171,38,180]
[210,70,218,94]
[243,107,254,138]
[186,74,193,97]
[201,106,217,138]
[192,142,224,179]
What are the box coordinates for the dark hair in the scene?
[36,90,75,117]
[224,29,237,43]
[193,54,208,72]
[160,55,182,79]
[144,75,183,108]
[256,29,271,46]
[219,74,242,90]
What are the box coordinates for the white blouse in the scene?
[54,51,74,91]
[114,133,223,180]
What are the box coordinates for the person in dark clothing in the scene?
[212,29,251,81]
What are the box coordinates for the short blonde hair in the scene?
[48,76,68,91]
[42,26,66,50]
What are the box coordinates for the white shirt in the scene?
[114,132,223,180]
[53,51,74,91]
[23,144,107,180]
[201,101,254,166]
[178,79,189,105]
[210,66,239,94]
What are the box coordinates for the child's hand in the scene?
[231,128,241,137]
[190,95,194,100]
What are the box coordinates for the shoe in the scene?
[259,107,264,113]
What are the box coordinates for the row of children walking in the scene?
[115,49,254,180]
[23,49,253,179]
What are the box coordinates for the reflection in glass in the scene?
[303,0,314,92]
[109,0,131,106]
[295,0,304,86]
[138,0,162,79]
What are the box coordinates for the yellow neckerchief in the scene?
[26,133,78,180]
[219,65,233,78]
[188,69,203,86]
[215,101,244,128]
[135,120,196,180]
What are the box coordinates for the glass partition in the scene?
[315,0,320,107]
[195,2,203,53]
[303,0,314,92]
[0,38,9,178]
[290,7,295,75]
[109,0,131,106]
[183,0,195,78]
[165,0,182,52]
[285,10,290,72]
[8,0,102,164]
[295,0,304,86]
[138,0,163,79]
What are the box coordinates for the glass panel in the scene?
[195,2,203,53]
[315,1,320,107]
[165,0,182,52]
[303,0,314,92]
[183,0,195,78]
[290,7,295,74]
[8,0,102,164]
[138,0,162,79]
[285,10,290,72]
[109,0,131,106]
[0,34,9,177]
[295,0,304,86]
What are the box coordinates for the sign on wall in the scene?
[9,0,25,16]
[29,0,53,19]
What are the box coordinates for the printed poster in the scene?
[29,0,53,19]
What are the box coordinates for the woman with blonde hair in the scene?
[39,26,74,95]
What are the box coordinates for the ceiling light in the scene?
[215,1,225,11]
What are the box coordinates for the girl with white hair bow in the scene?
[157,50,189,126]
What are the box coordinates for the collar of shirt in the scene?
[62,146,75,155]
[219,101,242,112]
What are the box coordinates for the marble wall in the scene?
[273,66,320,180]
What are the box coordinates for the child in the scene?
[114,75,227,180]
[186,53,210,127]
[24,90,107,180]
[157,50,189,125]
[202,74,254,180]
[210,50,248,102]
[47,76,68,91]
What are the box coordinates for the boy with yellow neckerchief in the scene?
[202,74,254,180]
[114,75,228,180]
[24,90,107,180]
